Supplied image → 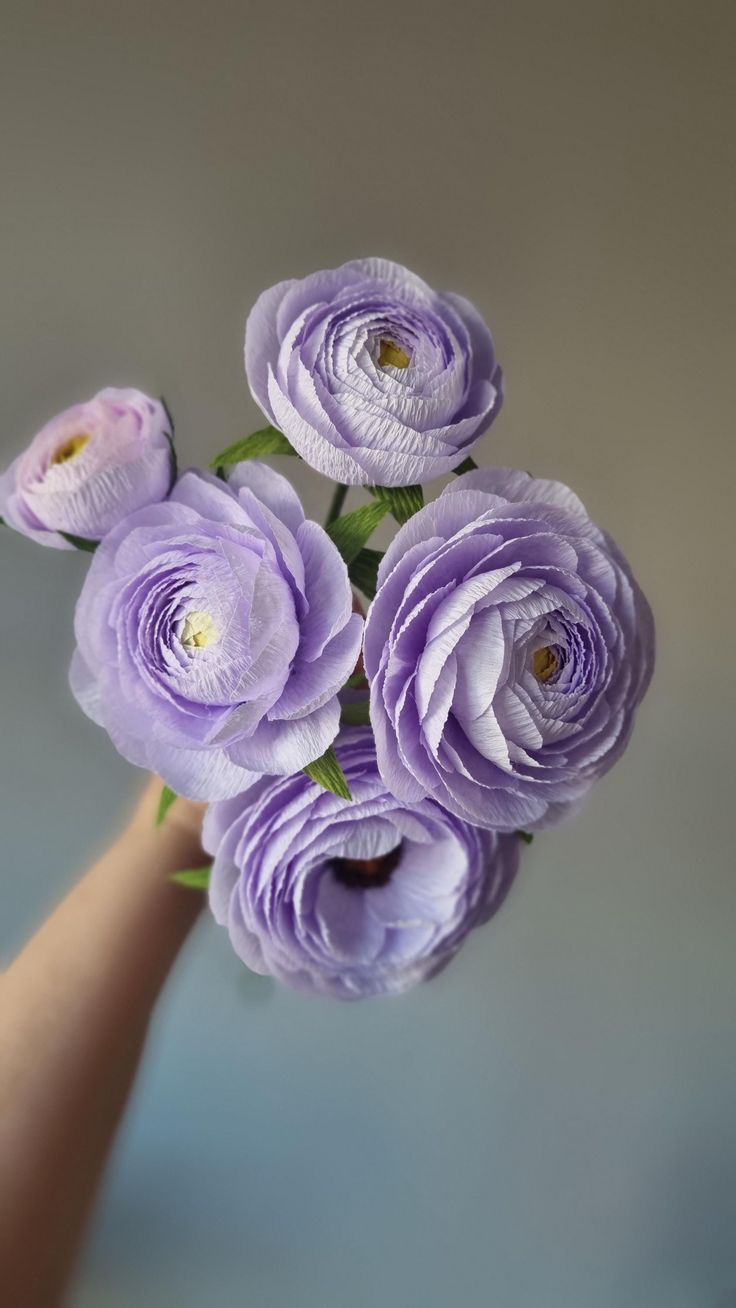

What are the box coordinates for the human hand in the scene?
[0,774,208,1306]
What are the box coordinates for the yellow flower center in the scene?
[378,339,411,369]
[533,646,559,683]
[181,611,219,650]
[52,433,91,464]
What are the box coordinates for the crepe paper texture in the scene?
[1,255,656,1000]
[70,463,362,800]
[245,257,503,487]
[204,730,520,999]
[363,468,654,831]
[0,389,173,548]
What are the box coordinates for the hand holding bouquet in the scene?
[1,258,654,999]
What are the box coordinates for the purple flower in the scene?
[245,257,502,487]
[70,463,363,800]
[204,729,519,999]
[364,468,655,831]
[0,388,173,548]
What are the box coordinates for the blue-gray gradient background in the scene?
[1,3,734,1305]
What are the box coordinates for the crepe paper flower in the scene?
[70,463,363,800]
[245,257,503,487]
[204,729,520,999]
[0,388,174,549]
[363,467,655,832]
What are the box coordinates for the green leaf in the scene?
[303,745,352,800]
[324,482,348,527]
[210,426,298,469]
[454,456,478,476]
[348,547,384,600]
[517,830,535,845]
[344,668,368,690]
[160,396,177,486]
[156,784,178,827]
[368,483,424,524]
[326,499,390,566]
[340,699,371,726]
[166,432,178,488]
[160,395,174,432]
[171,865,212,889]
[59,532,99,553]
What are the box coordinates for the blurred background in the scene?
[1,1,734,1304]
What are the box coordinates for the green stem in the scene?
[325,482,348,527]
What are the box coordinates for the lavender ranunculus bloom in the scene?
[0,388,173,548]
[245,258,503,487]
[70,463,363,800]
[204,729,520,1000]
[364,468,655,831]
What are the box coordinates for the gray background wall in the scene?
[1,2,734,1305]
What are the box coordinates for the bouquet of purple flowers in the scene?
[1,258,654,999]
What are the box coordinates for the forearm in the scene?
[0,781,205,1306]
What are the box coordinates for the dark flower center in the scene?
[378,339,411,369]
[330,843,403,890]
[533,645,559,683]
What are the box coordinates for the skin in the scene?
[0,778,206,1307]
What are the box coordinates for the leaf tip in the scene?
[156,784,178,827]
[303,746,353,801]
[170,865,212,889]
